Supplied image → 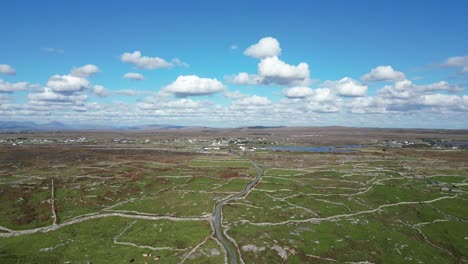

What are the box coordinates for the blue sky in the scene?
[1,0,467,128]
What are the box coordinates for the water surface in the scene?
[268,145,362,153]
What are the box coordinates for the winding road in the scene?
[213,159,263,264]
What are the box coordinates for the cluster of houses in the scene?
[380,139,465,150]
[198,137,274,152]
[0,137,89,145]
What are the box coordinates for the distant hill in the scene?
[124,124,187,130]
[0,121,40,131]
[0,121,192,132]
[0,121,71,131]
[245,126,285,129]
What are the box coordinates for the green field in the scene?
[0,143,467,263]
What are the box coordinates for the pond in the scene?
[267,145,362,153]
[440,141,468,147]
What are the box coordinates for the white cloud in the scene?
[28,87,87,105]
[223,90,247,100]
[0,79,29,93]
[0,94,12,103]
[0,64,16,76]
[419,81,463,93]
[310,88,336,102]
[230,44,238,50]
[229,37,310,86]
[138,98,203,110]
[121,51,172,69]
[462,66,468,74]
[244,37,281,59]
[116,89,139,96]
[93,85,109,97]
[307,102,339,113]
[418,94,461,107]
[324,77,368,97]
[279,90,341,113]
[348,97,388,114]
[164,98,203,108]
[47,74,90,93]
[282,86,315,98]
[171,58,189,68]
[378,80,412,99]
[361,65,405,82]
[349,77,466,114]
[226,72,263,85]
[378,79,463,99]
[443,55,468,67]
[71,64,100,77]
[258,56,310,85]
[162,75,226,97]
[123,72,145,81]
[233,95,271,106]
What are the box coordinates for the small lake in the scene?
[267,145,362,153]
[440,141,468,147]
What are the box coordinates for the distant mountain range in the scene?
[0,121,191,131]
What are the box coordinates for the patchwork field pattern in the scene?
[0,145,255,263]
[0,135,467,263]
[224,151,468,263]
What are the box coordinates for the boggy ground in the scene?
[0,144,255,263]
[224,149,468,263]
[0,128,467,263]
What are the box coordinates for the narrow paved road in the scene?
[213,159,263,264]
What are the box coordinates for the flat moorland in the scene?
[0,128,467,263]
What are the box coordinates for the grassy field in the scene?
[0,141,467,263]
[222,149,468,263]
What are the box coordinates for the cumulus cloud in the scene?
[226,72,263,85]
[310,88,336,102]
[171,58,189,68]
[349,77,466,114]
[70,64,100,77]
[258,56,310,85]
[137,98,203,110]
[419,81,464,93]
[25,69,93,109]
[348,97,388,114]
[0,94,12,103]
[28,87,87,105]
[307,102,340,113]
[0,79,29,93]
[282,86,315,98]
[223,90,248,100]
[229,37,310,86]
[244,37,281,59]
[233,95,271,106]
[93,85,109,97]
[47,74,90,93]
[377,79,413,99]
[121,51,172,69]
[279,90,341,113]
[462,66,468,74]
[378,79,463,99]
[123,72,145,81]
[116,89,140,96]
[361,65,405,82]
[162,75,226,97]
[0,64,16,76]
[418,94,461,107]
[324,77,368,97]
[443,55,468,67]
